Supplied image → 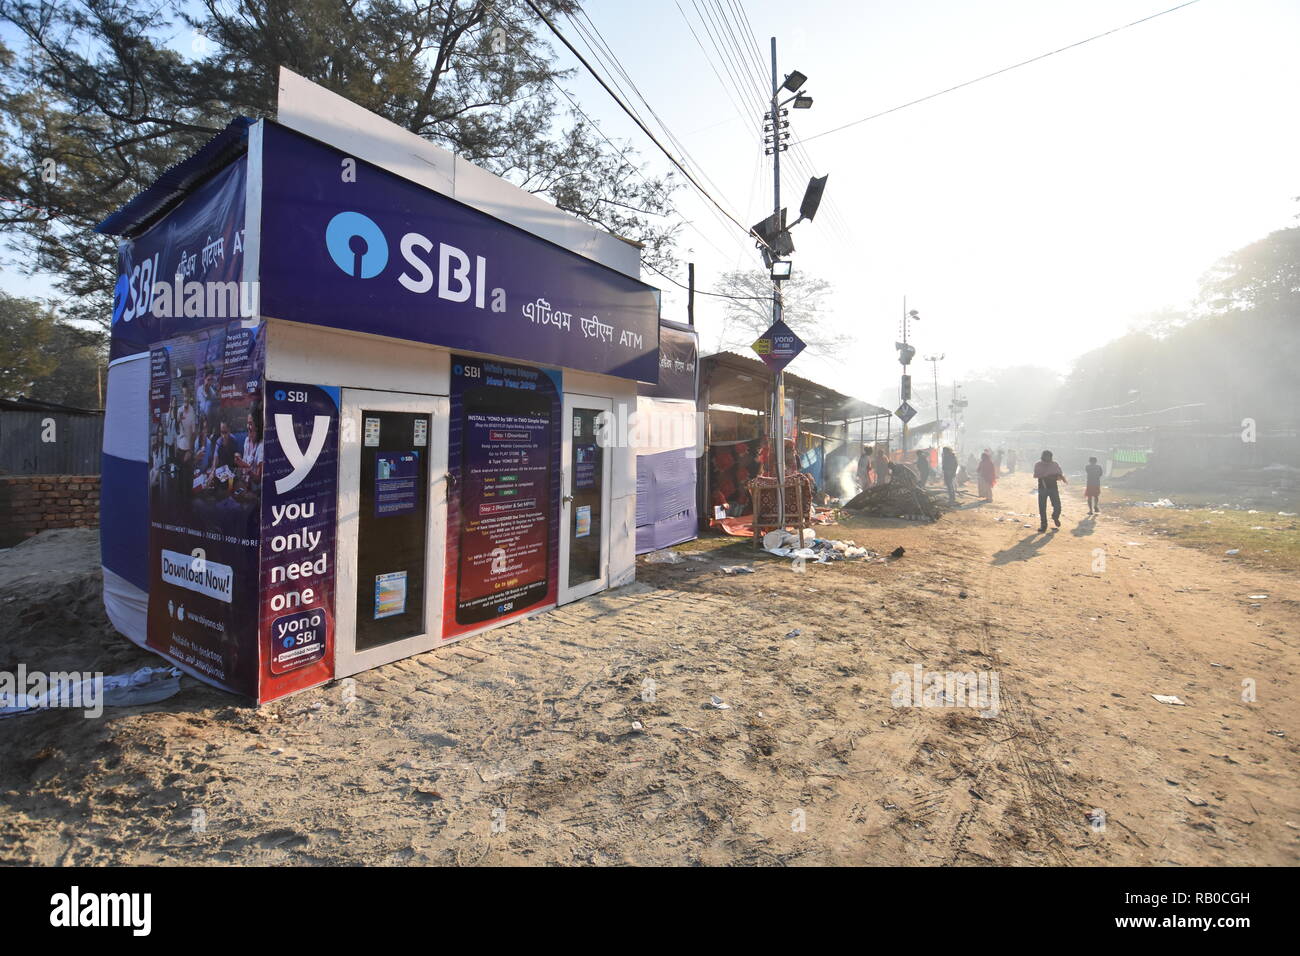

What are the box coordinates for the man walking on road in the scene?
[1034,450,1067,532]
[941,446,959,505]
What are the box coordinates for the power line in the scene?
[520,0,770,251]
[490,7,740,267]
[801,0,1206,144]
[565,7,755,259]
[706,0,856,247]
[641,257,770,301]
[673,0,755,139]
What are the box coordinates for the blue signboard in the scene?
[258,382,340,699]
[111,158,249,360]
[258,123,660,382]
[752,319,805,373]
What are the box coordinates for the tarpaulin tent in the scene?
[634,318,699,553]
[697,352,890,520]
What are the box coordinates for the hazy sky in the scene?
[565,0,1300,401]
[3,0,1296,410]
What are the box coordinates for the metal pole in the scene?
[932,359,940,441]
[901,296,909,455]
[770,35,786,527]
[687,262,695,327]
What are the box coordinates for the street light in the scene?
[782,70,807,92]
[792,94,813,109]
[770,260,793,280]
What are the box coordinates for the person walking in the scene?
[871,444,891,486]
[1006,448,1017,474]
[941,446,959,505]
[977,449,997,501]
[914,449,933,486]
[1034,450,1068,532]
[1084,456,1104,515]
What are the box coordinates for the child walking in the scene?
[1084,456,1104,515]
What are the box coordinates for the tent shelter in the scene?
[697,352,891,520]
[98,70,661,703]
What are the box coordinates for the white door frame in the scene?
[335,389,448,678]
[559,393,613,605]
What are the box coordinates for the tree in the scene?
[711,269,846,355]
[26,321,107,408]
[0,0,678,327]
[1198,223,1300,314]
[0,291,58,397]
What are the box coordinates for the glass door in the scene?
[559,394,612,604]
[335,389,447,678]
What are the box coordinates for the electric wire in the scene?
[799,0,1206,144]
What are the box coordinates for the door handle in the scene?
[562,494,574,504]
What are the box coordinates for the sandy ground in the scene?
[1,473,1296,866]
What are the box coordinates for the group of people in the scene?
[852,444,967,507]
[855,444,895,492]
[152,366,264,509]
[851,443,1104,531]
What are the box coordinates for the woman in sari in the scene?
[977,449,997,501]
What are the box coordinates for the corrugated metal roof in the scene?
[700,351,890,422]
[95,117,254,238]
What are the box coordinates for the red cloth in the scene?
[977,455,997,485]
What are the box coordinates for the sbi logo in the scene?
[112,274,130,324]
[325,211,388,278]
[322,209,507,313]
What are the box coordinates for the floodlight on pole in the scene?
[799,175,828,222]
[770,260,793,281]
[793,94,813,109]
[782,70,807,92]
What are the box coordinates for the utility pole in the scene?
[950,382,967,454]
[755,40,818,529]
[687,262,695,327]
[897,298,918,454]
[924,353,944,448]
[769,37,786,524]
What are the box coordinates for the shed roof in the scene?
[699,351,890,423]
[95,117,253,238]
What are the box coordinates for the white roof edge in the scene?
[275,68,642,280]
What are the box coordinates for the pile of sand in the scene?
[0,528,150,676]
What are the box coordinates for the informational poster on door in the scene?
[374,451,420,517]
[374,571,408,619]
[145,320,266,697]
[574,442,598,490]
[444,355,561,638]
[258,381,339,702]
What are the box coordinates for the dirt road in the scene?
[1,473,1296,865]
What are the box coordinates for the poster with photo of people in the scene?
[146,320,266,696]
